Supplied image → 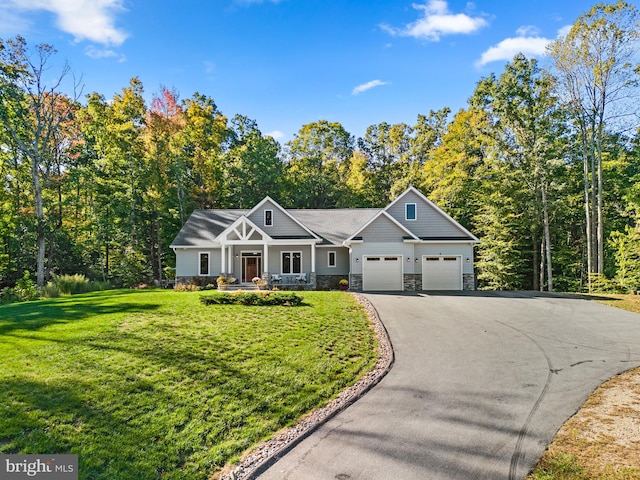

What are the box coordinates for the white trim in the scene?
[345,210,419,243]
[328,250,337,268]
[385,186,480,243]
[198,251,210,276]
[405,202,417,221]
[218,215,270,245]
[281,251,302,274]
[247,196,321,240]
[241,250,262,283]
[264,209,273,227]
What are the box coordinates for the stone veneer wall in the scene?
[350,274,363,292]
[463,273,476,291]
[315,275,348,291]
[349,273,475,292]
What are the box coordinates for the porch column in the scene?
[264,242,269,273]
[311,243,316,273]
[221,244,226,274]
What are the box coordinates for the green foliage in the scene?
[2,7,640,295]
[528,453,588,480]
[110,247,152,288]
[48,273,111,295]
[610,226,640,292]
[200,291,303,306]
[12,270,39,301]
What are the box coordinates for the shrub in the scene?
[13,271,39,302]
[200,291,303,306]
[52,273,91,295]
[0,286,18,305]
[174,283,199,292]
[41,283,61,298]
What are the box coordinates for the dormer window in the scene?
[405,203,417,221]
[264,209,273,226]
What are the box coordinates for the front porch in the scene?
[215,216,319,290]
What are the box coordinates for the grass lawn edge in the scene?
[215,293,394,480]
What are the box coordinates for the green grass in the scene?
[0,290,378,479]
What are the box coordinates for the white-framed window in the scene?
[328,251,336,267]
[199,252,210,276]
[264,209,273,227]
[405,203,417,221]
[282,251,302,274]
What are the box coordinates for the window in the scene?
[282,251,302,274]
[199,252,210,276]
[264,209,273,227]
[328,251,336,267]
[405,203,417,221]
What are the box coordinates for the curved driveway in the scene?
[258,291,640,480]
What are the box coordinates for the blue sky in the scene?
[0,0,601,143]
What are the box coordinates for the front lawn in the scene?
[0,290,378,479]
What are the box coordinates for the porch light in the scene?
[407,257,411,262]
[355,258,360,263]
[415,258,419,263]
[466,258,471,263]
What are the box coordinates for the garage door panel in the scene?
[422,255,462,290]
[363,256,403,291]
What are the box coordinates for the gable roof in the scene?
[247,196,321,241]
[290,208,380,245]
[345,210,419,243]
[170,209,247,247]
[170,187,479,248]
[385,186,480,243]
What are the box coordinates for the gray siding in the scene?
[360,215,408,243]
[267,245,312,275]
[414,243,475,274]
[316,247,349,275]
[386,190,467,238]
[247,200,311,237]
[350,243,414,274]
[175,248,221,277]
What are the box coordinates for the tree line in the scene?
[1,2,639,292]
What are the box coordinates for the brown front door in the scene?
[244,257,260,282]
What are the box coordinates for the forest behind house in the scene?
[1,2,639,297]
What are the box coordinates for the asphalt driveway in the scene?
[258,291,640,480]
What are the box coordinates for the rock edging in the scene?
[218,293,394,480]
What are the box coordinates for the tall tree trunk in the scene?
[31,155,45,287]
[532,230,540,291]
[540,235,545,291]
[596,120,605,275]
[582,141,593,289]
[542,180,553,291]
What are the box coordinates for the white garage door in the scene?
[422,256,462,290]
[362,256,403,291]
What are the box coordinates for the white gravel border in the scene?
[218,293,394,480]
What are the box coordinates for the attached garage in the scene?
[362,256,403,291]
[422,255,462,290]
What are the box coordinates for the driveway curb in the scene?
[219,293,395,480]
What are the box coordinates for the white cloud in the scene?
[475,25,573,67]
[382,0,488,41]
[516,25,540,36]
[557,24,572,38]
[476,36,551,66]
[265,130,285,141]
[4,0,128,46]
[352,80,389,95]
